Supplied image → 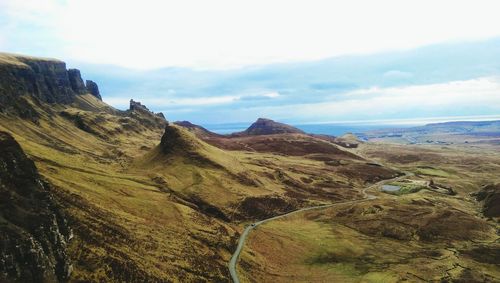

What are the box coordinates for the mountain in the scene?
[233,118,305,136]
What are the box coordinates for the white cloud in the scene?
[2,0,500,69]
[218,77,500,122]
[104,95,239,108]
[262,92,280,98]
[104,91,280,109]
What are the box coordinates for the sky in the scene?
[1,0,500,125]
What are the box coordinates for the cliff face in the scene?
[68,69,87,94]
[0,53,102,116]
[0,131,72,282]
[85,80,102,100]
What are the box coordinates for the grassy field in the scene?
[415,167,452,177]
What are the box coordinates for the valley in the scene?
[237,142,500,282]
[0,52,499,282]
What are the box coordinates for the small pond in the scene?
[382,185,400,192]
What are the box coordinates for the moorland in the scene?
[0,52,498,282]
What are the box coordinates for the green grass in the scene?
[383,181,426,195]
[415,167,451,177]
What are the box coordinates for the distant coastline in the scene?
[203,116,500,136]
[203,122,405,136]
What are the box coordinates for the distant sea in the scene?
[202,116,500,136]
[203,122,411,136]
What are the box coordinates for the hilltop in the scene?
[233,118,305,136]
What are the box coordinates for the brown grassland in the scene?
[238,142,500,282]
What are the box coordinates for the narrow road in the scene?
[228,174,407,283]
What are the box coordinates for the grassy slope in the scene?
[0,89,400,281]
[0,95,237,281]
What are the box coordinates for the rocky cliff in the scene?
[0,53,102,116]
[0,131,72,282]
[67,69,87,94]
[129,99,163,115]
[85,80,102,100]
[128,99,166,124]
[473,184,500,218]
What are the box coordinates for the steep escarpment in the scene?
[84,80,102,100]
[67,69,87,94]
[0,132,72,282]
[0,53,102,118]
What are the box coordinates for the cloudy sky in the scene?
[1,0,500,125]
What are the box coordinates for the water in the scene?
[293,123,393,136]
[203,123,249,134]
[203,122,400,136]
[382,185,401,192]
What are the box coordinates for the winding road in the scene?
[228,174,407,283]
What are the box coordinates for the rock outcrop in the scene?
[126,99,168,128]
[129,99,153,114]
[234,118,305,136]
[67,69,87,94]
[473,184,500,217]
[160,124,191,154]
[0,131,72,282]
[129,99,166,124]
[0,52,103,117]
[85,80,102,100]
